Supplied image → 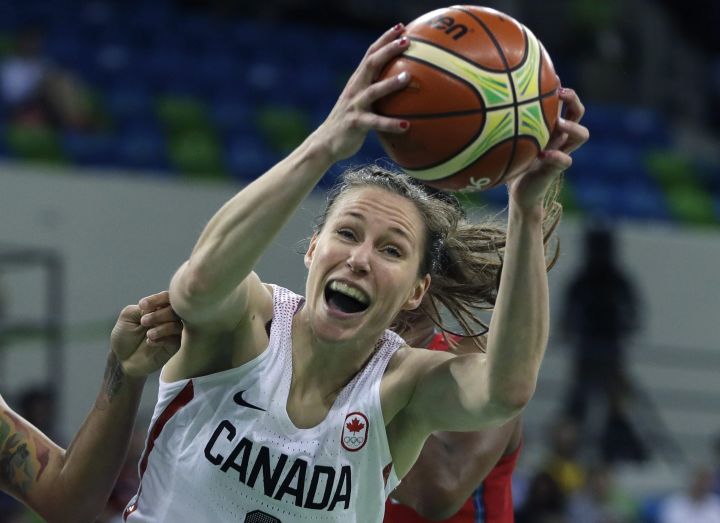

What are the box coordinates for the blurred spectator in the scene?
[542,417,586,496]
[16,386,58,444]
[515,471,567,523]
[659,466,720,523]
[566,463,639,523]
[0,27,96,131]
[560,223,647,463]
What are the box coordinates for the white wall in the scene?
[1,162,718,459]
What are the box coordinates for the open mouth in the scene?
[324,280,370,314]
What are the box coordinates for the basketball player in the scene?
[0,292,181,522]
[125,24,588,522]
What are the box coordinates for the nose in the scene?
[346,242,371,274]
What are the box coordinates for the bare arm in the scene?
[391,418,522,519]
[388,89,588,472]
[0,294,181,522]
[169,25,412,331]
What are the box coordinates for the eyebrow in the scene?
[344,211,414,243]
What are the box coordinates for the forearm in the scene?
[172,135,334,313]
[392,433,481,518]
[55,351,145,522]
[485,202,548,410]
[393,424,518,518]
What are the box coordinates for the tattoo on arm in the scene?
[0,410,51,499]
[99,351,125,408]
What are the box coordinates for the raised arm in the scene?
[168,25,413,330]
[389,89,588,472]
[0,293,181,523]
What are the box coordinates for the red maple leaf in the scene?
[346,417,365,433]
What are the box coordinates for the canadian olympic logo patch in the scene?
[341,412,369,452]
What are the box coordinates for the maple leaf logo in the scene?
[346,417,365,433]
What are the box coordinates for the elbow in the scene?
[487,381,536,420]
[169,262,216,317]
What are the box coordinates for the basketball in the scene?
[374,6,560,192]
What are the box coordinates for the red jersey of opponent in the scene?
[383,333,519,523]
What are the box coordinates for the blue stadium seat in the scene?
[209,97,255,139]
[582,103,671,147]
[61,131,116,167]
[92,43,138,88]
[615,179,671,221]
[572,142,649,184]
[114,127,169,171]
[572,178,621,217]
[225,135,278,182]
[194,54,243,98]
[105,83,153,120]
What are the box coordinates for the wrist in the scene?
[99,351,145,406]
[302,129,339,168]
[508,200,544,223]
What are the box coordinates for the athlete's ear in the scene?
[304,233,319,270]
[402,274,431,311]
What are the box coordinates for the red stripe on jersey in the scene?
[478,444,521,523]
[123,380,195,520]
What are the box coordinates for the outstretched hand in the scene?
[312,23,412,163]
[110,291,182,378]
[508,87,589,211]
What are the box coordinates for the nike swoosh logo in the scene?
[233,390,266,412]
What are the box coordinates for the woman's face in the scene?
[303,187,431,345]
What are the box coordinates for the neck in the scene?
[290,311,383,399]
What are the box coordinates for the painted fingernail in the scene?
[397,71,409,82]
[393,23,404,32]
[538,151,547,159]
[399,36,409,47]
[399,120,410,130]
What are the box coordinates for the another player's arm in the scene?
[0,354,146,522]
[0,296,181,523]
[391,419,521,519]
[0,395,63,513]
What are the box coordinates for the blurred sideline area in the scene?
[1,0,719,522]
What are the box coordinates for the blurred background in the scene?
[0,0,719,521]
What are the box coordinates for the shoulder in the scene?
[381,345,455,424]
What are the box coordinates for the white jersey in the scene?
[124,285,402,523]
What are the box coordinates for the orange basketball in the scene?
[374,6,560,192]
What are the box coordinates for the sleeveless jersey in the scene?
[124,285,403,523]
[383,333,519,523]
